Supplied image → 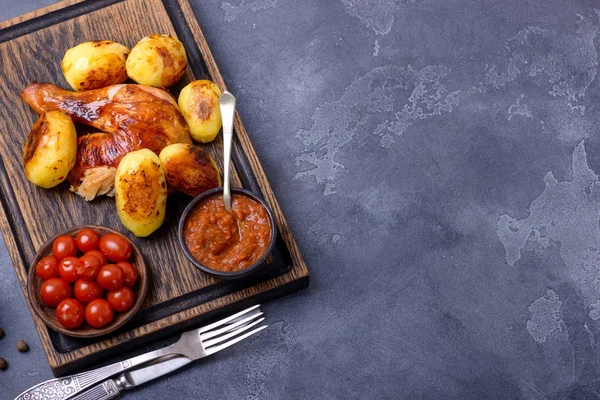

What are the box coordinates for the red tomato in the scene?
[35,256,59,281]
[73,279,104,304]
[75,229,100,253]
[107,287,135,312]
[97,265,124,291]
[52,236,77,260]
[117,261,138,287]
[85,299,114,328]
[99,234,132,262]
[86,250,107,266]
[58,256,79,283]
[55,298,85,329]
[77,254,102,281]
[40,278,72,307]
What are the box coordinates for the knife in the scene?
[69,354,192,400]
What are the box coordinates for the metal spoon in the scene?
[219,91,236,211]
[218,91,243,237]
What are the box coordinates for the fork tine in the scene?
[201,312,264,341]
[205,325,268,356]
[198,305,260,334]
[203,317,265,348]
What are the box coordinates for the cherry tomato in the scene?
[55,298,85,329]
[107,287,135,312]
[77,254,102,281]
[86,250,107,266]
[99,234,132,262]
[75,229,100,253]
[116,262,138,287]
[97,265,124,291]
[35,256,59,281]
[85,299,114,328]
[40,278,72,307]
[58,256,79,283]
[73,279,104,304]
[52,235,77,260]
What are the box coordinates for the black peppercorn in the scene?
[16,340,28,352]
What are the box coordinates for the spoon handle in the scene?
[219,91,236,211]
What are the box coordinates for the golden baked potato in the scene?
[177,80,222,143]
[61,40,130,91]
[115,149,167,237]
[126,34,187,87]
[159,143,221,197]
[23,111,77,189]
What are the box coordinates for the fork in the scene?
[16,305,265,400]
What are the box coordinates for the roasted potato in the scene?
[126,34,187,87]
[115,149,167,237]
[177,80,222,143]
[61,40,130,91]
[159,143,221,197]
[23,111,77,189]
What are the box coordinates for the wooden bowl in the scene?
[28,225,148,338]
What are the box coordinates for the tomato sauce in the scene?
[183,194,272,272]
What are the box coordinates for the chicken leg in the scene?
[21,82,191,200]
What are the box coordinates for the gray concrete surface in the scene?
[2,0,600,398]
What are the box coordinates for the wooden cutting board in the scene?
[0,0,309,376]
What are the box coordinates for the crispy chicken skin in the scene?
[21,82,191,200]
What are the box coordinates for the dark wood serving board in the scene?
[0,0,309,376]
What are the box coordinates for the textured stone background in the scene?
[3,0,600,398]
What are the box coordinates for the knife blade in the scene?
[70,355,192,400]
[124,354,191,386]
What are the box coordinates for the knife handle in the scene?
[15,343,179,400]
[14,362,126,400]
[69,379,123,400]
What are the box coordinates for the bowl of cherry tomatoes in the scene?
[27,225,148,338]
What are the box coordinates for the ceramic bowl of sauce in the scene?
[178,187,277,279]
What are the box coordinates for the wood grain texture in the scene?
[0,0,309,376]
[0,0,83,29]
